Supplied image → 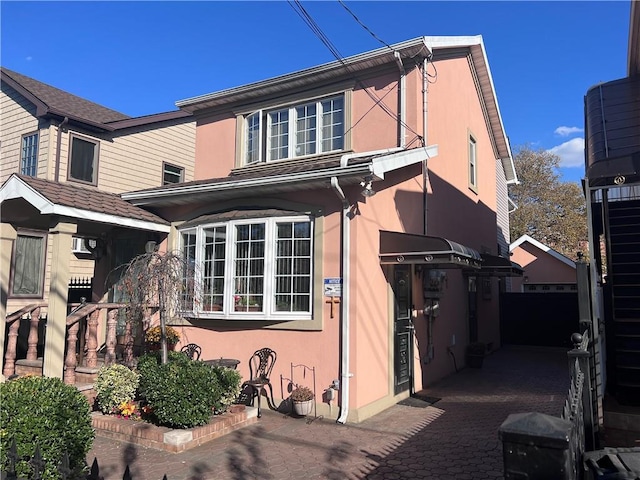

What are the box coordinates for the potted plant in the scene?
[145,325,180,351]
[290,385,314,416]
[465,341,486,368]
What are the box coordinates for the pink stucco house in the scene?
[121,36,520,423]
[509,234,577,293]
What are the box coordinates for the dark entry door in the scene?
[394,265,413,395]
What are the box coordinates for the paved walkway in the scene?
[87,346,569,480]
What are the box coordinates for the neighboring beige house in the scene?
[0,68,196,378]
[509,234,577,293]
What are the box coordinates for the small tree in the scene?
[117,250,197,364]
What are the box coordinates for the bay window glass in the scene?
[180,216,313,319]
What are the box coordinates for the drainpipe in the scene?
[394,52,406,149]
[54,117,69,182]
[422,56,430,235]
[331,176,351,424]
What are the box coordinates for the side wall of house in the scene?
[0,84,50,183]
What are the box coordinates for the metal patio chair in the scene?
[180,343,202,360]
[241,347,277,418]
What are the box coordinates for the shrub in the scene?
[144,325,180,344]
[210,366,242,413]
[0,376,94,480]
[94,364,140,414]
[137,352,221,428]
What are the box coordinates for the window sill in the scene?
[232,150,351,175]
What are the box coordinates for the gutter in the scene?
[54,117,69,182]
[331,176,351,424]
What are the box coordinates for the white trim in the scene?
[509,234,576,268]
[0,176,170,233]
[123,145,439,204]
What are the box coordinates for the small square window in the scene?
[69,135,99,184]
[163,163,184,185]
[20,133,39,177]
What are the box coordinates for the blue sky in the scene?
[1,1,632,184]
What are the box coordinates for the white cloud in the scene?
[548,138,585,168]
[554,126,583,137]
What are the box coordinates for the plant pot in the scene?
[292,399,313,416]
[466,353,484,368]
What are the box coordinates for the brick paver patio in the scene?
[87,346,569,479]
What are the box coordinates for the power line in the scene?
[338,0,395,53]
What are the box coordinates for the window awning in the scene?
[379,230,482,269]
[477,253,524,277]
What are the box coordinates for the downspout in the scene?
[54,117,69,182]
[394,52,406,149]
[422,56,430,235]
[331,176,351,424]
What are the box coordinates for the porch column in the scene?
[0,223,17,382]
[43,218,76,379]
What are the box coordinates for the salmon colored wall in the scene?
[194,114,236,179]
[175,54,506,419]
[511,243,577,291]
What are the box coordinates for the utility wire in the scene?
[338,0,395,53]
[287,0,422,141]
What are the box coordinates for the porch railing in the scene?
[3,302,127,383]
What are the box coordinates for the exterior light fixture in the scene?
[360,177,376,197]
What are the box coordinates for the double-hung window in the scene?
[11,232,46,298]
[180,215,313,319]
[69,135,99,184]
[468,133,478,193]
[244,94,345,165]
[20,133,39,177]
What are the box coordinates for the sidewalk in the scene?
[87,346,569,480]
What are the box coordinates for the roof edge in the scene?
[509,234,576,268]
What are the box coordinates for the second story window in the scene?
[468,133,478,193]
[69,135,99,184]
[244,94,345,165]
[20,133,39,177]
[163,163,184,185]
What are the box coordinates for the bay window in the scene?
[243,94,345,165]
[180,215,313,319]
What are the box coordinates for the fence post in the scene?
[499,412,575,479]
[568,332,596,452]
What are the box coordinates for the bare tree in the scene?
[117,251,196,364]
[509,146,588,259]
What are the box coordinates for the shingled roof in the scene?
[0,67,191,131]
[4,174,168,228]
[1,67,130,125]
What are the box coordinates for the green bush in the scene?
[211,366,242,413]
[0,376,94,480]
[137,352,221,428]
[94,363,140,414]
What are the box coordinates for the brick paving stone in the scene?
[86,346,569,479]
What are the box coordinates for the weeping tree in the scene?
[117,250,196,364]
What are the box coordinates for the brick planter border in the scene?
[91,405,258,453]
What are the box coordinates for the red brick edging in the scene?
[91,405,257,453]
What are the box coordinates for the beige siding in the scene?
[100,121,196,193]
[496,158,510,254]
[0,84,49,183]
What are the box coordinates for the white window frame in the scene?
[163,162,184,185]
[243,94,345,165]
[180,215,314,320]
[20,132,39,177]
[468,133,478,193]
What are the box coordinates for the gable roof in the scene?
[0,174,169,232]
[509,234,576,269]
[1,67,191,132]
[176,35,517,184]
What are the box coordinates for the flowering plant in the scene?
[144,325,180,344]
[291,385,314,402]
[114,400,141,421]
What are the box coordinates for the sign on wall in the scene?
[323,278,342,297]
